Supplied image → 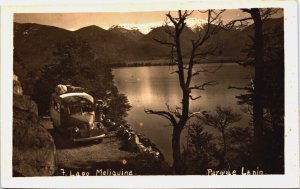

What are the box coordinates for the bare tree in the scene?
[144,10,223,174]
[199,106,241,169]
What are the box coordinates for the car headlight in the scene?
[74,127,80,132]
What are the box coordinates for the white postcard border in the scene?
[1,0,299,188]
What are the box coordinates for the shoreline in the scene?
[110,57,247,68]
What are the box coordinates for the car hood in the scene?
[70,112,95,125]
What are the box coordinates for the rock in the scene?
[13,74,56,176]
[14,94,38,116]
[13,73,23,95]
[13,110,56,176]
[120,130,140,152]
[13,73,38,116]
[118,128,164,161]
[13,79,23,95]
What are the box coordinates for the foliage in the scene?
[33,37,131,121]
[198,106,241,169]
[183,123,217,174]
[200,106,242,133]
[184,109,255,173]
[225,126,253,170]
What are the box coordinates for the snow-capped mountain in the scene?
[108,25,144,40]
[107,21,165,35]
[107,17,207,34]
[185,17,207,31]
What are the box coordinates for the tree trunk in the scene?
[172,126,183,174]
[220,131,227,169]
[250,8,264,168]
[172,74,189,174]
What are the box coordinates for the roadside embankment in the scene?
[13,73,56,176]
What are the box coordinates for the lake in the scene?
[113,63,253,164]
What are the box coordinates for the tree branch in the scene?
[192,64,223,76]
[260,8,280,20]
[189,95,201,100]
[165,103,182,118]
[152,38,175,46]
[170,70,179,74]
[185,9,224,87]
[144,108,177,126]
[189,81,218,90]
[187,111,202,120]
[166,11,177,26]
[228,85,252,90]
[221,17,253,30]
[163,22,175,37]
[220,8,279,31]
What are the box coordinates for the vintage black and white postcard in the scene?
[1,0,299,188]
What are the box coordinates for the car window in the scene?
[82,104,93,112]
[69,104,82,114]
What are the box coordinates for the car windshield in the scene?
[81,104,93,113]
[69,100,94,114]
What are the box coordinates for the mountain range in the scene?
[13,17,283,80]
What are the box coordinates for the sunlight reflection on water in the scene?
[113,63,253,164]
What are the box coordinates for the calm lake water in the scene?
[113,63,253,164]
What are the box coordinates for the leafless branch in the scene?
[240,8,251,13]
[144,108,177,126]
[185,9,224,87]
[189,95,201,100]
[187,111,202,120]
[165,103,182,118]
[166,11,177,26]
[170,70,179,74]
[163,22,175,37]
[189,81,218,90]
[152,38,175,46]
[192,64,223,76]
[260,8,280,20]
[228,85,252,90]
[220,8,280,31]
[198,10,209,14]
[220,17,253,31]
[166,10,193,35]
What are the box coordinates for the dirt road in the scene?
[40,117,138,175]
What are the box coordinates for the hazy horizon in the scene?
[14,9,283,34]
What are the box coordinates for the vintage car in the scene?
[50,85,106,142]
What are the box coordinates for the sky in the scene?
[14,9,283,34]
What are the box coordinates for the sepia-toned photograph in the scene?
[1,0,299,188]
[12,8,285,176]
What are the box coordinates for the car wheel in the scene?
[69,131,76,146]
[95,138,103,143]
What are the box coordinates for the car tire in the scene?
[95,138,103,143]
[69,131,76,147]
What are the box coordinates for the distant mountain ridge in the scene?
[108,25,144,41]
[13,17,283,82]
